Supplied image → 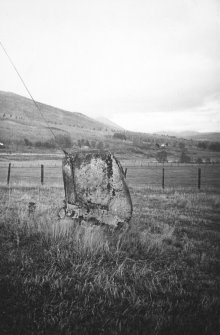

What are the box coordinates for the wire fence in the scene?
[1,162,220,190]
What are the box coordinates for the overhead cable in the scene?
[0,41,64,153]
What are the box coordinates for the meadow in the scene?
[0,182,220,334]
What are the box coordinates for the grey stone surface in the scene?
[62,150,132,227]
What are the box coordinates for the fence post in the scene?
[162,167,165,189]
[124,168,127,178]
[198,167,201,190]
[7,163,11,185]
[41,164,44,185]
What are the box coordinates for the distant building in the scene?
[156,143,168,149]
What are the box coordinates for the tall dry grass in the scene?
[0,185,220,335]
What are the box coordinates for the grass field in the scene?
[0,184,220,334]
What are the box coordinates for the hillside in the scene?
[95,116,124,130]
[0,91,117,143]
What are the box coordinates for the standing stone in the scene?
[62,150,132,227]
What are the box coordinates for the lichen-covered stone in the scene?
[62,150,132,227]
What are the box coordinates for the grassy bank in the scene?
[0,186,220,334]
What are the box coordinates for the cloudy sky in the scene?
[0,0,219,133]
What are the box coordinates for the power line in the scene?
[0,41,65,153]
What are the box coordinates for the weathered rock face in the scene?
[62,150,132,227]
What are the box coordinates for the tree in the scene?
[24,138,32,146]
[85,140,90,147]
[156,151,168,163]
[208,142,220,152]
[196,157,203,164]
[198,141,208,150]
[78,139,86,148]
[179,151,191,163]
[179,142,185,150]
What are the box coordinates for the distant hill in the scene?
[157,130,200,138]
[157,130,220,142]
[0,91,116,143]
[189,133,220,142]
[95,117,124,130]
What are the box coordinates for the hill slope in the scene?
[0,91,116,143]
[96,117,124,130]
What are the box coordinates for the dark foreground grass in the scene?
[0,185,220,335]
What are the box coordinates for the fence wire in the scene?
[1,163,220,190]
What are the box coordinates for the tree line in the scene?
[197,141,220,152]
[23,136,108,150]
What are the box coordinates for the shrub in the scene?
[96,141,104,150]
[77,139,82,147]
[35,140,56,148]
[90,140,96,148]
[24,138,33,146]
[56,134,72,148]
[113,133,127,141]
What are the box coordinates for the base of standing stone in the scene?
[58,201,129,228]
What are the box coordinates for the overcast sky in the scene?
[0,0,219,133]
